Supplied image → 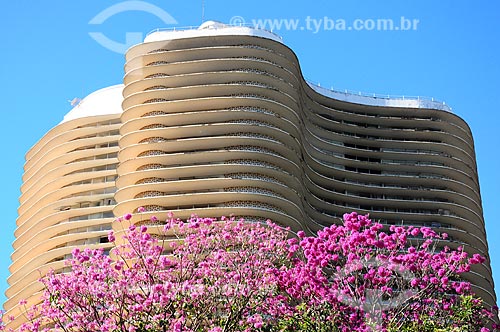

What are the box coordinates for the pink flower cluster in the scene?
[8,212,497,332]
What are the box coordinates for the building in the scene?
[3,86,122,329]
[3,21,495,329]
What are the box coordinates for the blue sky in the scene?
[1,0,499,308]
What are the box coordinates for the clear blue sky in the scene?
[1,0,499,308]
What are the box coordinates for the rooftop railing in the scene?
[307,80,452,112]
[146,22,283,41]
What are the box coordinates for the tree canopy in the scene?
[3,211,497,332]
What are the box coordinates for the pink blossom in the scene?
[16,211,493,332]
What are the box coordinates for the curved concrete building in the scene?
[3,85,123,330]
[117,22,494,304]
[4,21,496,329]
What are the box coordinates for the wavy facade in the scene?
[3,86,122,330]
[4,21,496,329]
[117,22,494,306]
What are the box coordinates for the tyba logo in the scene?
[89,1,177,54]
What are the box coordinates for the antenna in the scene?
[201,0,205,23]
[68,98,82,107]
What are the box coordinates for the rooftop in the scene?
[61,22,451,123]
[61,84,124,124]
[144,20,283,44]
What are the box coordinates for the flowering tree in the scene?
[17,214,292,332]
[277,212,497,331]
[12,211,497,332]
